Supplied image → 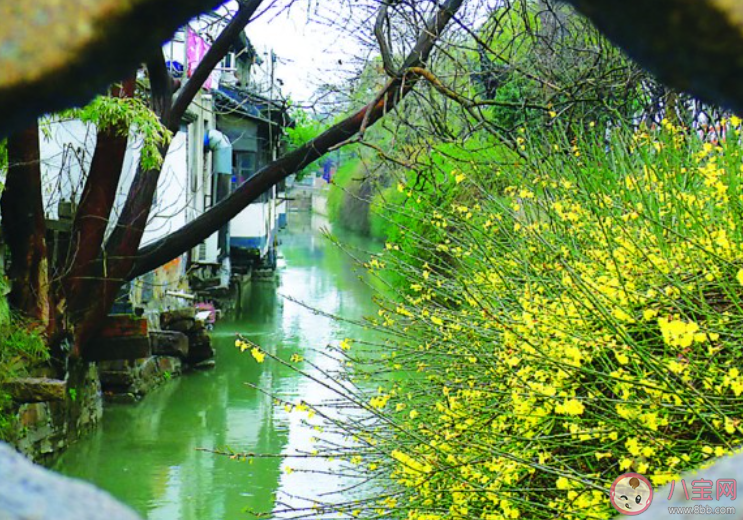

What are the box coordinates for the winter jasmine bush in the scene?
[243,120,743,519]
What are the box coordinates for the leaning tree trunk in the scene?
[63,0,464,359]
[1,121,50,327]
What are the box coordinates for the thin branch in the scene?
[130,0,466,278]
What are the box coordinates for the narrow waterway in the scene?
[54,213,381,520]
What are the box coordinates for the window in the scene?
[233,151,268,202]
[222,52,236,70]
[234,151,256,184]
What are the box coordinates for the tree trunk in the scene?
[65,79,135,323]
[71,0,464,358]
[70,1,266,357]
[1,122,50,324]
[131,0,465,279]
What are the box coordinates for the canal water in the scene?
[54,213,381,520]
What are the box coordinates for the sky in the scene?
[208,0,491,107]
[240,1,367,104]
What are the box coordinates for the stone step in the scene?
[98,315,148,338]
[84,336,151,362]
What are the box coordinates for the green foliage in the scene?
[473,1,648,131]
[327,158,374,235]
[61,94,172,170]
[0,277,49,441]
[285,109,326,149]
[284,109,327,180]
[0,139,7,174]
[308,121,743,519]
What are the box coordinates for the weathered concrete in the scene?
[0,441,143,520]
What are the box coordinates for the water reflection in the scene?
[55,213,380,520]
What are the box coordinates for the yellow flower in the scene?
[555,399,585,416]
[737,269,743,286]
[340,338,353,351]
[658,317,701,348]
[250,347,266,363]
[370,394,390,409]
[625,437,641,456]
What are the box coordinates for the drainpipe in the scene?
[204,129,232,175]
[204,129,233,287]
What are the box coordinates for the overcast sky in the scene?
[243,1,367,104]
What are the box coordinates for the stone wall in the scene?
[11,362,102,465]
[89,313,214,403]
[6,310,215,464]
[98,356,182,404]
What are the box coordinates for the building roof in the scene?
[213,86,292,128]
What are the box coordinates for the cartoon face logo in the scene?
[610,473,653,515]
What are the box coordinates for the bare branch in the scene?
[130,0,466,279]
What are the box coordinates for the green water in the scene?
[54,213,381,520]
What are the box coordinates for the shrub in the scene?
[0,278,49,441]
[323,121,743,519]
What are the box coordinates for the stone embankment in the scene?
[5,306,216,464]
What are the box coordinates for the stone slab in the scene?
[98,315,148,339]
[160,307,195,328]
[3,378,66,403]
[186,330,214,364]
[84,336,151,362]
